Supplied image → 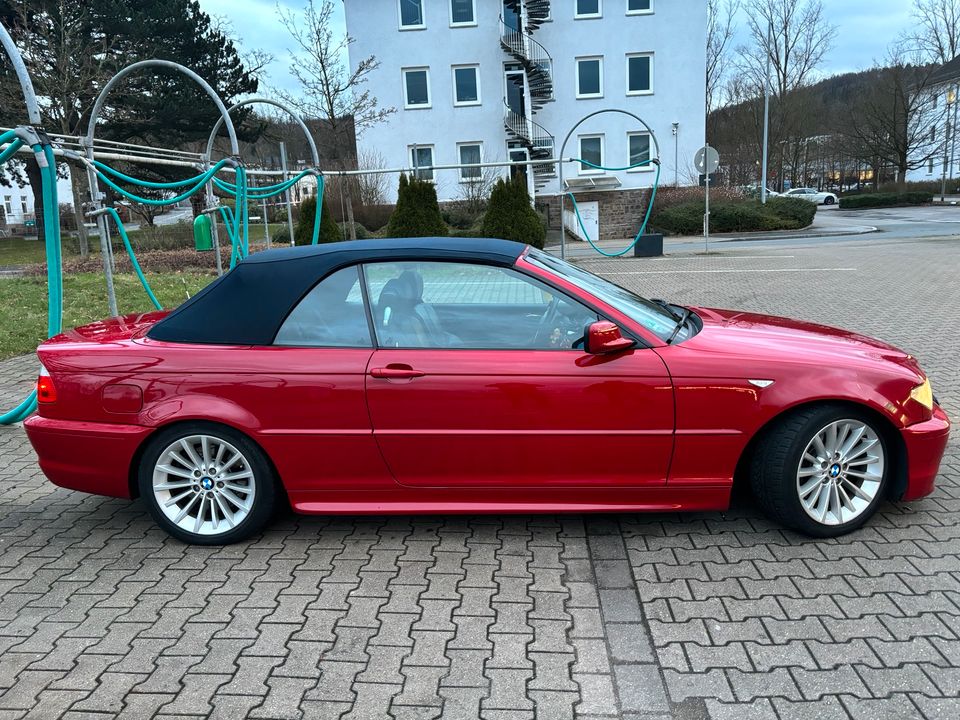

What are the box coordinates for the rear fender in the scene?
[139,394,262,431]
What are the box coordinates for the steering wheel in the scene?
[533,296,562,347]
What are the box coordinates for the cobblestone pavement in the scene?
[0,236,958,719]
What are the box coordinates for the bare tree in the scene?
[706,0,740,115]
[354,147,390,207]
[842,45,947,188]
[908,0,960,63]
[278,0,395,240]
[0,1,114,255]
[735,0,836,189]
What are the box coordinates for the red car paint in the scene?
[24,254,950,516]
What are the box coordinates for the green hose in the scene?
[0,141,61,425]
[566,158,662,258]
[213,169,312,198]
[101,207,161,310]
[96,165,219,206]
[95,158,232,190]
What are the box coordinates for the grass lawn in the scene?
[0,271,215,360]
[0,236,87,266]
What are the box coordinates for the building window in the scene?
[626,0,652,14]
[20,196,28,213]
[576,57,603,98]
[626,53,653,95]
[453,65,481,106]
[450,0,476,25]
[403,67,431,108]
[929,158,935,174]
[931,124,937,142]
[3,196,11,214]
[575,0,602,18]
[410,145,435,181]
[627,132,653,171]
[578,135,604,175]
[458,142,483,182]
[399,0,425,29]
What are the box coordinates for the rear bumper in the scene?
[23,415,151,499]
[899,404,951,501]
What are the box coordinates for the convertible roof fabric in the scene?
[147,237,527,346]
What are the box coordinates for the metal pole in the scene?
[941,108,950,202]
[262,195,270,248]
[704,143,711,253]
[673,123,679,188]
[761,19,772,204]
[85,59,242,316]
[280,142,295,246]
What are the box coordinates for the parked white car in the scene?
[783,187,838,205]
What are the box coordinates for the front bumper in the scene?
[899,404,951,501]
[23,415,151,499]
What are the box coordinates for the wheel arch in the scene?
[732,399,908,501]
[126,418,288,505]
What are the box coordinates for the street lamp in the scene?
[672,122,679,187]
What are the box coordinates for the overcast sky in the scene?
[199,0,918,95]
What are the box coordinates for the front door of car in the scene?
[362,261,674,488]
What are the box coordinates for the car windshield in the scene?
[524,248,692,343]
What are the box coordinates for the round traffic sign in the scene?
[694,145,720,175]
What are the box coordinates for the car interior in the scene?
[274,263,599,351]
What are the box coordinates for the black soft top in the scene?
[147,237,527,345]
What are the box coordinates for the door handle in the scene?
[370,364,426,380]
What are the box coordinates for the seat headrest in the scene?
[398,270,424,300]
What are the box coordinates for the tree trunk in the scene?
[344,183,357,240]
[69,164,90,257]
[26,157,45,247]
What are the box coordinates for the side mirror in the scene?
[584,321,636,354]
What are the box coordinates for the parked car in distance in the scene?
[784,187,839,205]
[24,238,949,545]
[742,185,780,199]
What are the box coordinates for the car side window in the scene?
[274,266,373,347]
[363,261,598,350]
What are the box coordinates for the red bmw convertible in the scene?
[24,239,949,544]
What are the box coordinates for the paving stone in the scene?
[2,241,960,720]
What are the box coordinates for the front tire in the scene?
[750,405,889,537]
[824,196,836,205]
[138,422,277,545]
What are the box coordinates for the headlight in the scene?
[910,378,934,410]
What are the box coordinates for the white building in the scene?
[344,0,707,239]
[0,173,74,230]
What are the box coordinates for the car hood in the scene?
[686,306,924,377]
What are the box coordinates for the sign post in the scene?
[694,144,720,253]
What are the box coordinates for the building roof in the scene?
[147,237,527,346]
[929,55,960,87]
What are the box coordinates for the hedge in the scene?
[386,174,447,237]
[481,175,546,249]
[839,192,933,209]
[650,197,815,235]
[295,194,341,245]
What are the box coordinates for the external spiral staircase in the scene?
[500,2,556,191]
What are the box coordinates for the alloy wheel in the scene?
[796,419,884,526]
[152,434,256,536]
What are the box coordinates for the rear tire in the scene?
[750,405,889,537]
[138,422,276,545]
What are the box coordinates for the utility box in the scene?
[193,214,213,251]
[633,233,663,257]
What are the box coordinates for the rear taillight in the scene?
[37,365,56,403]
